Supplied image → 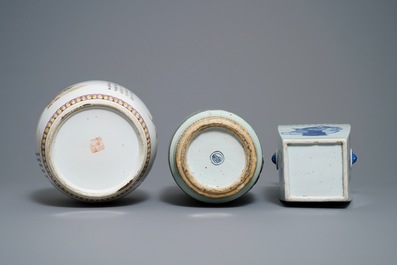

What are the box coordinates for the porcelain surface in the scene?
[169,110,263,203]
[36,80,157,202]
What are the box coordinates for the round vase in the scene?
[169,110,263,203]
[36,80,157,202]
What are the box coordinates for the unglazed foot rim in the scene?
[175,116,257,199]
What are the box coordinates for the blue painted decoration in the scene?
[210,151,225,166]
[282,125,342,136]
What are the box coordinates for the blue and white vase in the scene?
[272,124,357,202]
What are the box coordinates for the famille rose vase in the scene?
[36,80,157,202]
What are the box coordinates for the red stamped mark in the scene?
[90,137,105,153]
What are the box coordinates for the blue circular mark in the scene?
[352,153,357,164]
[210,151,224,166]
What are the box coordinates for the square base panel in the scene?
[286,143,346,200]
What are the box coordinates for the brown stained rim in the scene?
[175,116,257,199]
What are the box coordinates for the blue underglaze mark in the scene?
[352,153,357,164]
[282,125,342,136]
[210,151,224,166]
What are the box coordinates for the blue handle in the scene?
[272,153,357,165]
[352,153,357,164]
[271,153,277,165]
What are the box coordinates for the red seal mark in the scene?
[90,137,105,153]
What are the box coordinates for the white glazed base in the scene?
[36,81,157,202]
[186,128,246,189]
[49,107,145,197]
[288,144,343,198]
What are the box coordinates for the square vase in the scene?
[274,124,355,202]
